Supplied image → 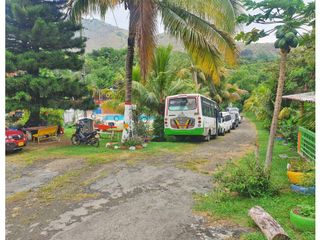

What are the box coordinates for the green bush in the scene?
[40,108,64,126]
[133,120,151,140]
[122,136,144,147]
[300,172,315,187]
[213,154,278,198]
[288,159,315,172]
[153,115,164,141]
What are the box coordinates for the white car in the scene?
[218,112,232,135]
[227,107,240,129]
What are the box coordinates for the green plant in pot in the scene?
[290,172,315,195]
[287,159,315,185]
[290,205,315,232]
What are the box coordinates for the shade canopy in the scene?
[282,92,315,103]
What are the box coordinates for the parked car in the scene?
[228,111,239,129]
[227,107,240,129]
[5,128,27,152]
[219,112,232,135]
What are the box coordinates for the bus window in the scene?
[201,97,216,118]
[169,97,196,111]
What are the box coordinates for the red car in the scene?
[5,128,27,152]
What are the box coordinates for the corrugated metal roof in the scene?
[282,92,315,103]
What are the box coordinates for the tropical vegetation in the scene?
[68,0,240,141]
[5,0,94,126]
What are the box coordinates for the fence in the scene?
[297,126,315,161]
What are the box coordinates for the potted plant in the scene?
[290,172,315,195]
[287,159,314,185]
[290,205,315,232]
[121,136,144,150]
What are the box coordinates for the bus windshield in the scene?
[168,97,196,111]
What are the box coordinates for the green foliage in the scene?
[84,48,127,91]
[122,136,144,147]
[236,0,314,53]
[299,103,315,131]
[288,159,315,173]
[244,84,272,127]
[132,46,191,115]
[278,112,299,145]
[300,173,315,188]
[295,205,315,219]
[6,69,95,126]
[6,0,85,74]
[153,115,165,141]
[195,113,315,240]
[5,0,90,126]
[213,154,278,198]
[40,108,64,126]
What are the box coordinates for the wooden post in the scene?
[297,130,301,153]
[249,206,290,240]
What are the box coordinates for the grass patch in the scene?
[6,191,29,204]
[6,127,197,166]
[37,169,94,202]
[176,159,209,173]
[195,112,315,240]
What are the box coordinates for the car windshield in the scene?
[168,97,196,111]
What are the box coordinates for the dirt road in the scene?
[6,118,256,240]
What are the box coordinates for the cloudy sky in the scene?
[87,0,313,43]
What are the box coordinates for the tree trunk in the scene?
[191,65,199,92]
[265,50,288,173]
[25,107,41,127]
[122,2,137,142]
[249,206,290,240]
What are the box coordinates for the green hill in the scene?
[82,18,278,59]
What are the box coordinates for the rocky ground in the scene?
[6,118,256,240]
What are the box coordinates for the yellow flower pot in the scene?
[287,171,308,185]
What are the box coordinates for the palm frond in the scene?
[152,45,172,76]
[167,0,236,33]
[135,0,157,82]
[159,1,238,85]
[67,0,119,22]
[166,79,188,96]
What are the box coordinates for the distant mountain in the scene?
[82,18,278,59]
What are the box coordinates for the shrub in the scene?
[300,172,315,187]
[153,115,164,141]
[294,205,315,218]
[133,120,151,140]
[213,154,278,198]
[40,108,64,126]
[122,136,143,147]
[288,159,315,172]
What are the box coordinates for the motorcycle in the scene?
[71,122,100,147]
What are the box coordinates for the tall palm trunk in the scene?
[265,49,288,174]
[122,2,137,141]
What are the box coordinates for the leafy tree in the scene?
[134,46,191,140]
[5,0,93,126]
[237,0,315,173]
[132,46,191,116]
[69,0,239,141]
[6,69,95,126]
[84,48,127,100]
[6,0,85,73]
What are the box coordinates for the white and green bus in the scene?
[164,94,219,140]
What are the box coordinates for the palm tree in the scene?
[67,0,239,141]
[132,45,191,116]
